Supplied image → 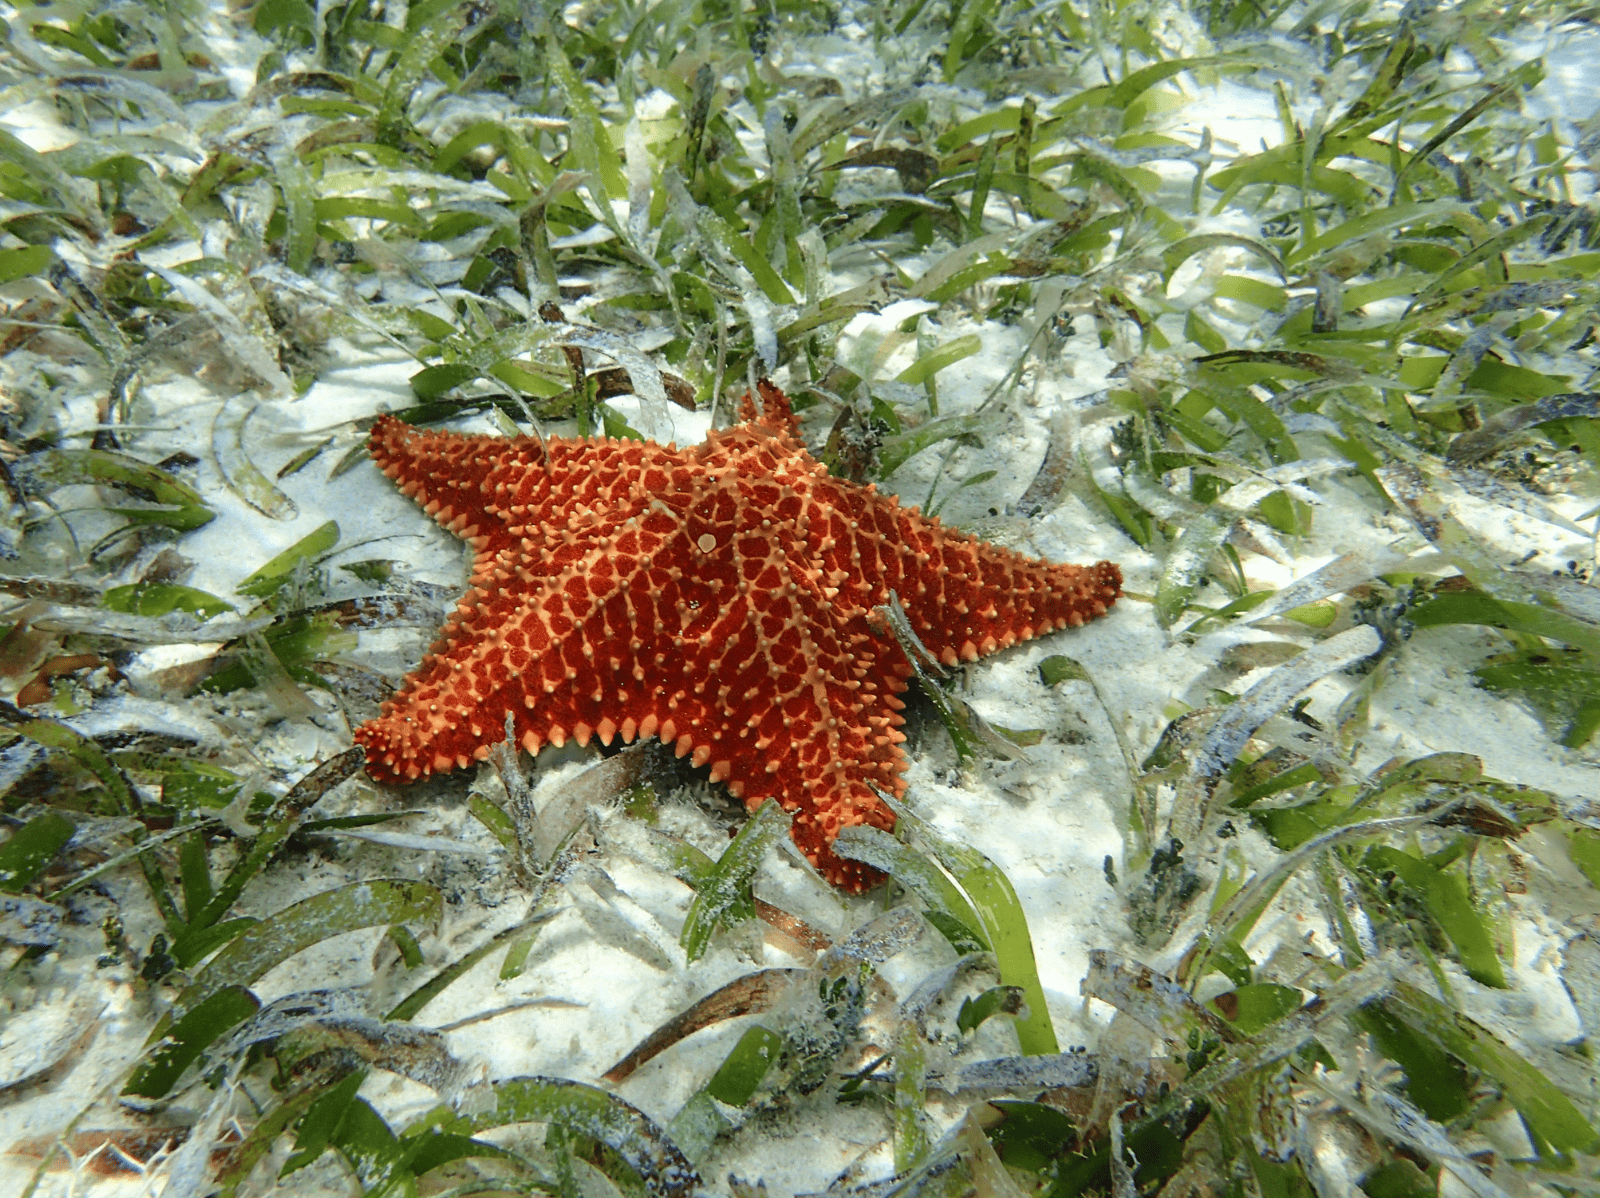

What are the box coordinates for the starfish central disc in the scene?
[353,381,1122,890]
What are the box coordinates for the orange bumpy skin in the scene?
[354,381,1122,891]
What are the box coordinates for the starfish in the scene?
[354,382,1122,890]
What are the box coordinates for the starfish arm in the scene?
[368,416,523,553]
[607,458,911,890]
[370,417,709,557]
[737,377,804,440]
[672,528,912,891]
[903,535,1123,665]
[802,474,1123,665]
[353,556,542,780]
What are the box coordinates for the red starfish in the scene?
[354,382,1121,890]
